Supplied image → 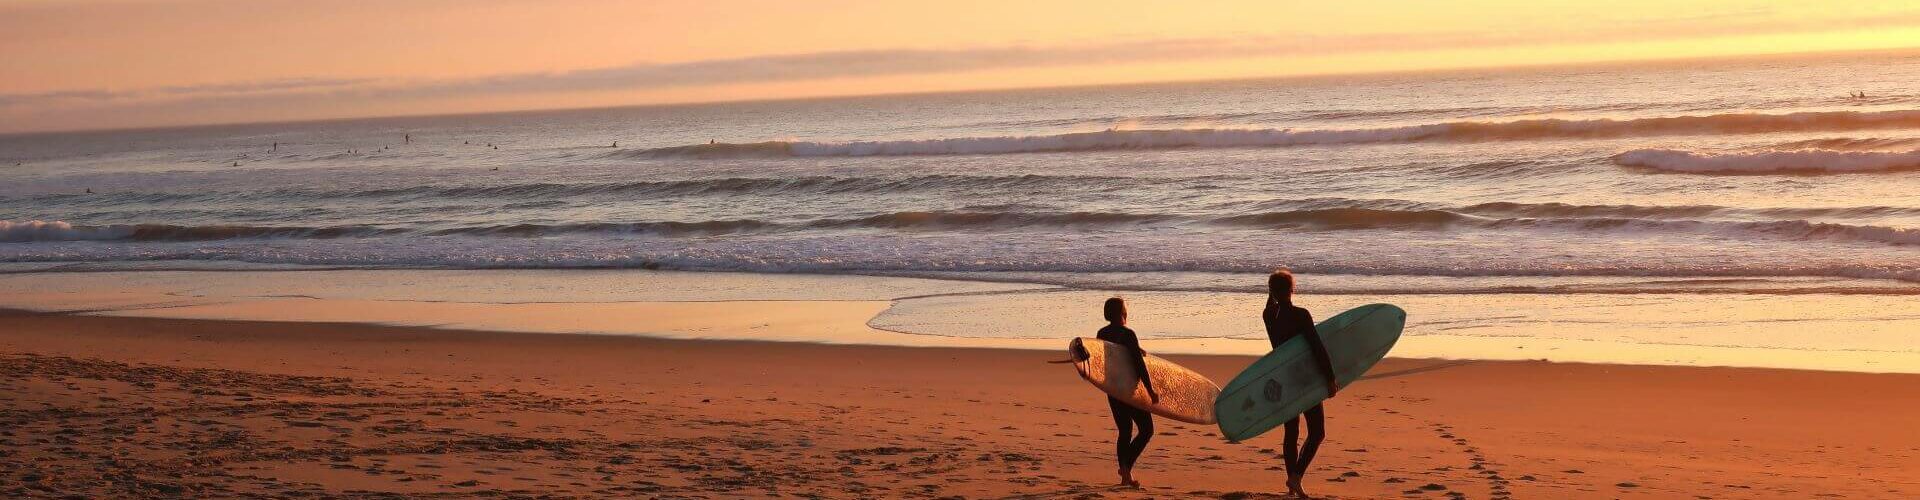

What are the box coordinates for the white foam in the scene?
[0,220,123,242]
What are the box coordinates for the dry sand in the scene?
[3,309,1918,499]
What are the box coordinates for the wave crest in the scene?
[0,221,404,242]
[817,211,1171,229]
[9,206,1916,247]
[618,109,1920,158]
[1614,148,1920,174]
[1765,137,1920,151]
[1217,208,1477,229]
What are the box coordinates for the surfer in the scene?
[1097,297,1158,487]
[1264,269,1337,498]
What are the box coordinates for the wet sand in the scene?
[4,309,1917,498]
[5,269,1917,373]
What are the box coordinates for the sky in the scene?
[5,0,1920,133]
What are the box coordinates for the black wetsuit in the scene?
[1264,301,1335,478]
[1098,324,1155,471]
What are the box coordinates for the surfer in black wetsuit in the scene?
[1264,269,1337,498]
[1097,297,1158,487]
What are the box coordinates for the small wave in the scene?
[782,208,1920,245]
[621,109,1920,158]
[1765,137,1920,151]
[950,100,1813,132]
[1294,102,1671,121]
[622,141,799,159]
[0,220,404,243]
[816,207,1920,246]
[1484,217,1920,247]
[0,213,1178,242]
[1213,209,1920,245]
[7,241,1912,285]
[430,220,780,237]
[1215,208,1477,229]
[0,220,783,242]
[1461,201,1724,219]
[9,206,1916,246]
[815,211,1173,229]
[1255,198,1920,221]
[1740,220,1920,246]
[1614,148,1920,174]
[1459,201,1920,220]
[12,174,1162,205]
[381,174,1154,199]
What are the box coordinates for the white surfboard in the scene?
[1069,337,1221,424]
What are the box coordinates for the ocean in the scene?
[5,51,1917,292]
[2,52,1918,370]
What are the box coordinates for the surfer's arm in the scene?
[1125,332,1159,403]
[1302,314,1339,398]
[1133,347,1159,403]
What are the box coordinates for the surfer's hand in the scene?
[1325,381,1340,399]
[1148,392,1160,404]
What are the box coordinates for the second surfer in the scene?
[1264,269,1339,498]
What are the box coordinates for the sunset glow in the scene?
[5,2,1920,498]
[6,0,1920,132]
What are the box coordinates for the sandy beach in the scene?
[10,6,1920,499]
[5,307,1917,499]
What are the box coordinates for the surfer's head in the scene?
[1269,269,1296,302]
[1103,297,1127,325]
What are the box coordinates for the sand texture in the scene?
[3,310,1918,498]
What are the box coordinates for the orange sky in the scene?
[5,0,1920,133]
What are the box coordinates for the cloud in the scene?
[0,77,377,107]
[5,7,1920,129]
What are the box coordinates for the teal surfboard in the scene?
[1214,304,1406,442]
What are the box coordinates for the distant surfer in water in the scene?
[1264,269,1337,498]
[1096,297,1157,487]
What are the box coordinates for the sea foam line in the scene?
[7,209,1917,246]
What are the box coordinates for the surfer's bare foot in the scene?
[1286,475,1309,498]
[1119,468,1139,487]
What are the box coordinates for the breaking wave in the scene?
[618,109,1920,158]
[8,208,1916,246]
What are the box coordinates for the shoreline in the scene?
[2,306,1900,378]
[1,268,1916,374]
[4,309,1917,498]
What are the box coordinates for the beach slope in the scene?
[3,310,1917,498]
